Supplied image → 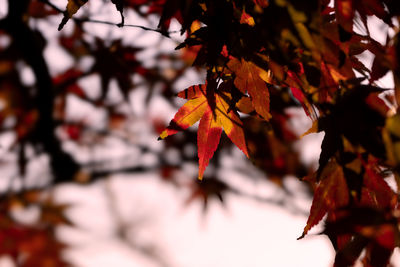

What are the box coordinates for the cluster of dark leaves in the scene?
[156,0,400,266]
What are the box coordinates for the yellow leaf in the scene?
[240,9,255,27]
[160,85,208,139]
[215,92,249,158]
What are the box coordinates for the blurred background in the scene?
[0,0,397,266]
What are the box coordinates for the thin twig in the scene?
[39,0,181,35]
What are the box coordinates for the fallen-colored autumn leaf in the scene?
[159,83,249,179]
[300,160,349,239]
[227,58,271,121]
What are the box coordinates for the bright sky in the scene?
[54,172,335,267]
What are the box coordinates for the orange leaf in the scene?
[300,160,349,238]
[160,82,248,179]
[159,85,208,139]
[228,58,271,120]
[215,91,249,158]
[196,89,249,179]
[236,96,254,114]
[177,84,206,99]
[198,108,223,179]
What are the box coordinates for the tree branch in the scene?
[2,0,80,183]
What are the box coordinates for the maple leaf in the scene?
[90,39,142,100]
[316,84,388,177]
[159,83,249,179]
[227,58,271,120]
[359,157,396,209]
[58,0,88,30]
[185,177,230,212]
[299,160,349,239]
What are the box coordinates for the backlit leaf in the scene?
[159,85,208,139]
[228,58,271,120]
[160,82,248,179]
[215,91,249,158]
[198,108,223,179]
[300,160,349,238]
